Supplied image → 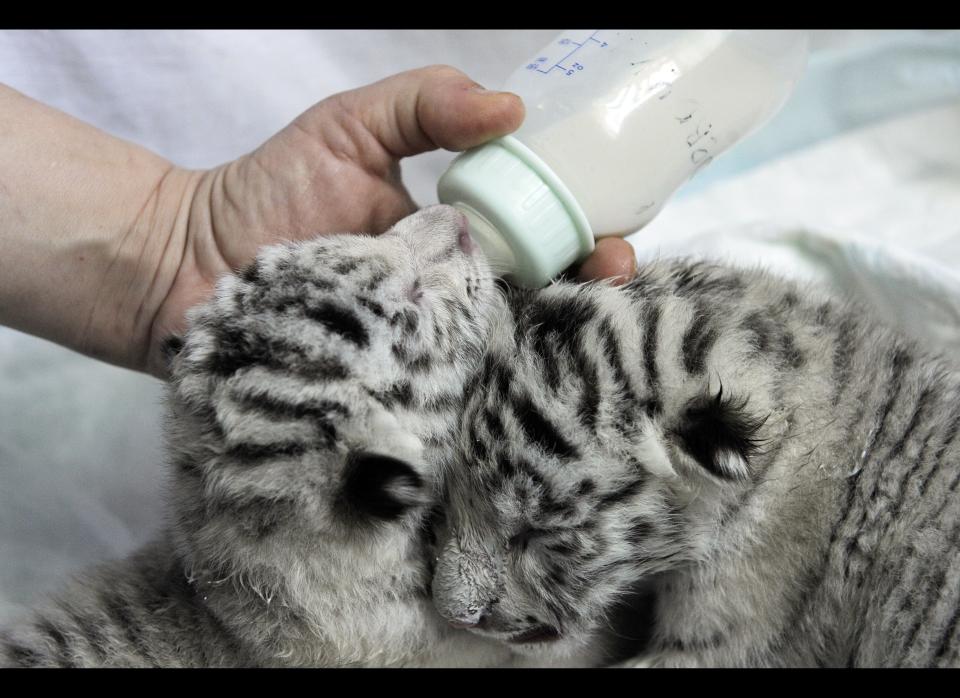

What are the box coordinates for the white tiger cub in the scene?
[0,206,511,667]
[433,260,960,667]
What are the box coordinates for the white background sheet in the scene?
[1,30,959,624]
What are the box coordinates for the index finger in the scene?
[575,237,638,285]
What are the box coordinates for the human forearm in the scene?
[0,83,197,372]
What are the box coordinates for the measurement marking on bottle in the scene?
[691,149,713,166]
[526,30,607,75]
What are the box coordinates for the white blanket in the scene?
[1,30,958,625]
[631,101,960,357]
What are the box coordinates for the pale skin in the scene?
[0,66,637,379]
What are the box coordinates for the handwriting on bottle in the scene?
[674,102,717,169]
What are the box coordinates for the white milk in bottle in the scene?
[438,30,809,287]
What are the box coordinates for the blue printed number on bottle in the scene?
[526,56,550,71]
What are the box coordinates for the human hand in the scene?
[146,66,520,376]
[144,66,637,377]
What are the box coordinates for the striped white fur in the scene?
[5,207,960,667]
[434,261,960,667]
[0,206,510,667]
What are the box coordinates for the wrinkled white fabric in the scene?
[630,101,960,357]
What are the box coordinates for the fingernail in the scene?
[613,249,638,286]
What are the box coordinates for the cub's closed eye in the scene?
[508,525,552,550]
[408,279,423,304]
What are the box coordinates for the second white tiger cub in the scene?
[433,254,960,667]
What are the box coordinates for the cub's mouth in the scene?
[507,624,561,644]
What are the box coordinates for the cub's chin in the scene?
[496,626,603,666]
[503,584,658,666]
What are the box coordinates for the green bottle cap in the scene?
[437,135,594,288]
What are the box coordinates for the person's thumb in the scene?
[319,65,525,158]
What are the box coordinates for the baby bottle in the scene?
[438,30,809,287]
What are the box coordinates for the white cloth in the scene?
[630,101,960,357]
[1,30,958,624]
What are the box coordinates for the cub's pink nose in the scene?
[456,212,476,254]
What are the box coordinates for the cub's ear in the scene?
[340,451,427,521]
[161,335,185,372]
[672,385,766,481]
[162,335,184,359]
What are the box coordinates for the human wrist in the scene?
[109,164,205,375]
[138,164,228,379]
[0,84,206,374]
